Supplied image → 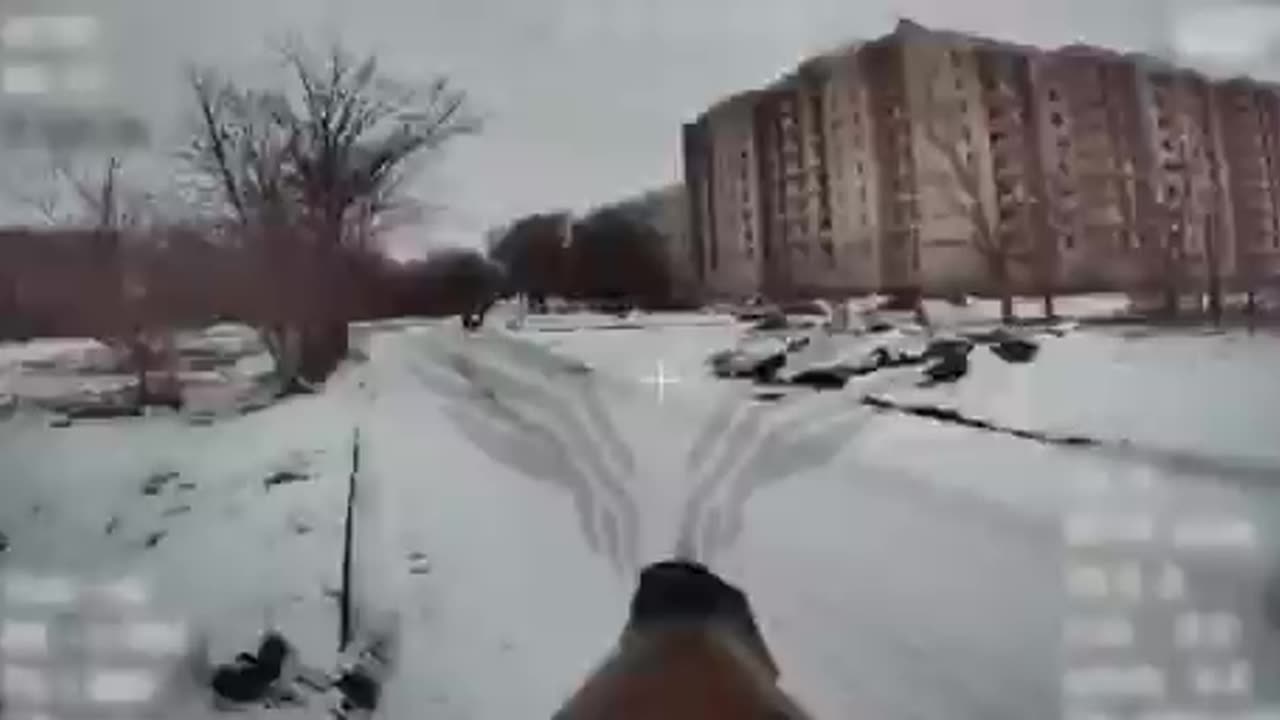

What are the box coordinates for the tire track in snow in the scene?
[677,369,923,563]
[399,329,642,576]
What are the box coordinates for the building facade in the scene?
[685,18,1280,301]
[684,91,763,298]
[1215,79,1280,288]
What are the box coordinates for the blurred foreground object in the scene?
[0,571,189,718]
[553,559,813,719]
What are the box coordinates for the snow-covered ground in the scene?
[2,315,1280,719]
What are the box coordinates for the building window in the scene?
[1051,112,1064,127]
[1048,88,1060,102]
[1063,234,1075,250]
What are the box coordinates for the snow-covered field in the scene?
[2,314,1280,719]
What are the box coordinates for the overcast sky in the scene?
[8,0,1271,258]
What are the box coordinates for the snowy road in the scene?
[3,320,1280,719]
[356,321,1280,719]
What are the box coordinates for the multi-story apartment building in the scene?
[1214,79,1280,287]
[690,20,1010,298]
[972,37,1053,293]
[1036,45,1151,290]
[821,44,882,294]
[686,19,1280,301]
[682,90,763,298]
[895,23,1003,296]
[1140,64,1223,292]
[752,58,840,297]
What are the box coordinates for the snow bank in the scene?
[832,293,1133,332]
[883,328,1280,469]
[0,337,120,374]
[0,324,276,419]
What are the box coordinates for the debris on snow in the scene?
[752,310,789,331]
[921,345,972,386]
[290,516,314,535]
[264,470,311,490]
[922,336,975,361]
[211,631,293,704]
[144,530,167,548]
[331,631,396,718]
[335,667,381,712]
[163,504,193,518]
[0,529,8,553]
[708,341,787,380]
[408,551,431,575]
[105,516,121,535]
[866,320,895,334]
[142,470,180,496]
[988,332,1040,364]
[787,367,854,390]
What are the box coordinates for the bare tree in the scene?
[913,39,1030,324]
[81,158,184,410]
[4,148,180,409]
[183,40,479,390]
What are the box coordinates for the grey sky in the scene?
[3,0,1251,258]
